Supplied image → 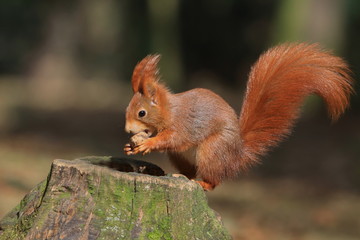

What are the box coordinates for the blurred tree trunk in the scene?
[273,0,347,51]
[28,3,82,109]
[148,0,184,90]
[27,1,124,110]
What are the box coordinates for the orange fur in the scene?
[131,55,160,93]
[239,43,353,167]
[125,43,354,190]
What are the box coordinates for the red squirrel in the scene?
[124,43,353,191]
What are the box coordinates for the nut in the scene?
[130,131,150,148]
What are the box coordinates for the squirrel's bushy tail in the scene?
[239,43,353,167]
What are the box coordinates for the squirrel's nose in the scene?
[125,120,148,135]
[125,122,132,134]
[125,121,138,134]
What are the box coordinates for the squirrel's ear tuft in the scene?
[131,54,161,94]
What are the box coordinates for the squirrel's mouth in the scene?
[130,128,156,138]
[144,129,157,137]
[125,120,156,137]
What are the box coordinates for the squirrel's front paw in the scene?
[124,139,153,155]
[133,139,153,155]
[124,131,151,155]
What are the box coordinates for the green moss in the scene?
[57,191,71,200]
[147,217,172,240]
[0,228,26,240]
[86,174,96,196]
[0,180,48,240]
[90,172,135,239]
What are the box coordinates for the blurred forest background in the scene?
[1,0,360,239]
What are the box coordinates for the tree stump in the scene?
[0,156,232,240]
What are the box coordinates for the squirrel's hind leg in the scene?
[196,133,240,191]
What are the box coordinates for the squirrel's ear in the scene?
[131,54,161,95]
[137,55,161,104]
[131,56,152,93]
[143,81,159,105]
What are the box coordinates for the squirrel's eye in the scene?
[138,110,146,117]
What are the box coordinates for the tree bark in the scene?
[0,156,231,240]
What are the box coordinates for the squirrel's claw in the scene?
[191,180,216,191]
[124,143,135,155]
